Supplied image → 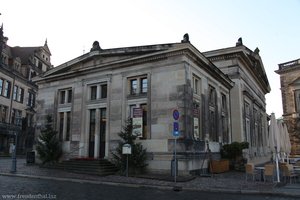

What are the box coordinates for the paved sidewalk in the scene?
[0,157,300,197]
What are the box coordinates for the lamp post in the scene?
[10,131,17,173]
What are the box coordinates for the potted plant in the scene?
[220,142,249,171]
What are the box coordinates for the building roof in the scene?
[34,37,233,89]
[203,39,271,94]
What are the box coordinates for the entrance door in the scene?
[99,108,106,158]
[89,109,96,158]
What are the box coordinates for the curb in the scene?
[1,172,300,198]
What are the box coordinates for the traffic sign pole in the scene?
[172,109,180,184]
[174,137,177,183]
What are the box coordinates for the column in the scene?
[94,109,100,158]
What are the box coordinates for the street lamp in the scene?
[10,130,17,173]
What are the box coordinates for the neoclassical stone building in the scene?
[204,38,271,163]
[276,58,300,155]
[34,36,235,174]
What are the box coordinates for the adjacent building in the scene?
[276,58,300,155]
[0,25,52,155]
[34,35,271,174]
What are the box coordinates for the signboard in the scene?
[193,108,200,140]
[122,144,132,154]
[173,122,180,137]
[132,108,143,137]
[173,109,179,120]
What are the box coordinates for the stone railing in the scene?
[279,59,300,70]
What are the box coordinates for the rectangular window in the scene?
[66,112,71,141]
[101,84,107,99]
[209,85,216,106]
[59,112,64,141]
[13,85,18,101]
[141,104,147,138]
[0,79,3,95]
[11,109,15,125]
[141,78,148,94]
[90,86,97,100]
[294,89,300,113]
[130,79,137,95]
[18,87,24,103]
[221,93,227,112]
[4,80,11,98]
[192,76,200,95]
[60,91,65,104]
[28,92,36,107]
[128,76,148,96]
[16,110,22,126]
[67,89,72,103]
[89,109,96,142]
[0,105,8,123]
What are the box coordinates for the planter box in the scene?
[211,159,229,173]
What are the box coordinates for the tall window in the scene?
[244,101,251,142]
[209,85,216,106]
[89,109,96,142]
[90,86,97,100]
[0,79,3,95]
[141,78,148,94]
[294,89,300,113]
[192,75,200,95]
[4,80,11,98]
[67,90,72,103]
[0,105,8,123]
[221,93,228,143]
[13,85,18,100]
[66,112,71,141]
[60,91,66,104]
[208,85,217,141]
[130,79,137,95]
[59,112,64,141]
[101,84,107,99]
[11,109,22,126]
[27,92,36,107]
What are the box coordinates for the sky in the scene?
[1,0,300,117]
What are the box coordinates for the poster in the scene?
[132,108,143,137]
[193,108,200,140]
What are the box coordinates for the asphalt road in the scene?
[0,175,298,200]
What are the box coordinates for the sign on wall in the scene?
[132,108,143,137]
[193,108,200,140]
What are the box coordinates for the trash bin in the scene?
[171,159,178,177]
[26,151,35,164]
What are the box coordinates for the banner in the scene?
[193,108,200,140]
[132,108,143,137]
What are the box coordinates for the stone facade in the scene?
[0,25,52,155]
[34,37,234,174]
[276,59,300,155]
[204,38,271,164]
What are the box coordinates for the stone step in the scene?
[44,159,118,176]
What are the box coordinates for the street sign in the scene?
[173,109,179,120]
[173,122,180,137]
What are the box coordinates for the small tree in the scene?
[36,115,62,165]
[112,118,148,175]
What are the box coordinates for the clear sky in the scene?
[1,0,300,117]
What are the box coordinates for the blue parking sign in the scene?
[173,122,180,137]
